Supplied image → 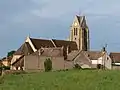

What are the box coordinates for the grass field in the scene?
[0,70,120,90]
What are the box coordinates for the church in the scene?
[10,15,112,71]
[69,15,89,51]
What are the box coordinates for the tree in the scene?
[7,50,16,57]
[44,58,52,72]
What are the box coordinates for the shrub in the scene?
[74,64,81,69]
[97,64,104,69]
[0,66,10,71]
[0,67,2,70]
[44,58,52,72]
[2,66,10,70]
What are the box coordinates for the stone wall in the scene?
[64,60,74,69]
[24,55,65,71]
[112,65,120,70]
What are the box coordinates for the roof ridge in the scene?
[30,38,50,41]
[86,50,102,52]
[52,39,75,42]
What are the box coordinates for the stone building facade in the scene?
[70,15,90,51]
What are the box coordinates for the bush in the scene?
[44,58,52,72]
[97,64,104,69]
[74,64,81,69]
[0,66,10,71]
[0,67,2,70]
[2,66,10,70]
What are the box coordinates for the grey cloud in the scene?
[1,0,120,57]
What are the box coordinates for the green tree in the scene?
[44,58,52,72]
[7,50,16,57]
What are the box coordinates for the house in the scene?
[11,38,78,70]
[67,50,92,69]
[11,15,90,71]
[109,52,120,70]
[2,56,12,67]
[24,47,65,71]
[12,47,65,71]
[84,51,112,69]
[11,42,34,70]
[67,50,112,69]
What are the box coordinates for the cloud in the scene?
[0,0,120,57]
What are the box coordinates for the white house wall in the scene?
[114,63,120,65]
[104,55,112,69]
[91,55,112,70]
[91,58,102,65]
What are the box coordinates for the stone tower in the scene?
[70,15,90,51]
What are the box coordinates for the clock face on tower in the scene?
[74,22,77,26]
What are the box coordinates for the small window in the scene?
[76,28,78,35]
[74,28,78,36]
[74,28,76,35]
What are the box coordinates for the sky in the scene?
[0,0,120,57]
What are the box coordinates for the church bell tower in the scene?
[70,15,90,51]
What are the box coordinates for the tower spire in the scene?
[70,14,90,51]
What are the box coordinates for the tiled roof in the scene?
[67,50,80,61]
[14,42,34,55]
[83,51,104,60]
[67,50,104,61]
[30,38,78,51]
[52,39,78,51]
[30,38,54,49]
[74,51,92,66]
[109,52,120,63]
[67,50,91,66]
[67,50,104,67]
[76,15,88,28]
[76,15,81,24]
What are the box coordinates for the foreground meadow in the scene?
[0,70,120,90]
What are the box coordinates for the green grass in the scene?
[0,70,120,90]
